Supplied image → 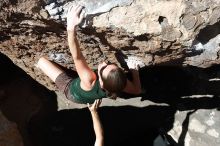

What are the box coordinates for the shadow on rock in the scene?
[0,52,58,146]
[2,51,220,146]
[38,105,175,146]
[117,65,220,145]
[126,65,220,111]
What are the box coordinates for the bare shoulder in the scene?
[80,71,97,91]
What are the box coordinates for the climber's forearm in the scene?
[67,29,83,60]
[91,111,104,146]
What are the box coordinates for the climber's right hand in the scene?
[67,4,85,31]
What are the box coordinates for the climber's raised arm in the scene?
[67,4,96,90]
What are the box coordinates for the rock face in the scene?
[43,0,220,67]
[168,108,220,146]
[0,0,220,89]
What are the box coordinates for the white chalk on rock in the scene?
[45,2,56,11]
[48,7,60,16]
[49,53,68,63]
[124,56,145,68]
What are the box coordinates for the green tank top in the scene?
[69,77,106,104]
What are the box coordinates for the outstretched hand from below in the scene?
[87,99,102,113]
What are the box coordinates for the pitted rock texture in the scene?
[168,109,220,146]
